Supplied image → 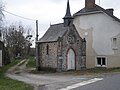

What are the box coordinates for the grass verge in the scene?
[62,67,120,75]
[26,57,120,76]
[26,57,36,68]
[29,67,120,75]
[0,60,33,90]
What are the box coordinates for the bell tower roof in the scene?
[63,0,73,27]
[63,0,72,19]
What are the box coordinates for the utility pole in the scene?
[35,20,40,71]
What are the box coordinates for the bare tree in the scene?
[0,0,4,39]
[3,22,33,59]
[0,0,4,21]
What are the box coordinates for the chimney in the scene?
[85,0,95,9]
[106,8,114,15]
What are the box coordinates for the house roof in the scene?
[39,0,74,43]
[73,5,120,23]
[39,23,68,43]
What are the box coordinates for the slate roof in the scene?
[39,23,68,43]
[73,5,120,23]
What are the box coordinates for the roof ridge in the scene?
[73,4,120,24]
[51,23,63,26]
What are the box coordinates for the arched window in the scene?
[46,44,49,55]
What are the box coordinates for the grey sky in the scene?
[2,0,120,39]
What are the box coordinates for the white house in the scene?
[73,0,120,68]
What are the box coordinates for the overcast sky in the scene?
[2,0,120,40]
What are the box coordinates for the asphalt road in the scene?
[73,74,120,90]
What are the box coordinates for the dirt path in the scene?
[7,59,28,74]
[6,59,90,90]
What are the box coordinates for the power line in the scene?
[3,10,36,21]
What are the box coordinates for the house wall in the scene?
[61,26,86,71]
[39,42,58,70]
[38,25,86,71]
[107,33,120,68]
[73,12,120,68]
[107,55,120,68]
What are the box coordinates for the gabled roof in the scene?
[39,0,74,43]
[39,23,68,43]
[73,5,120,23]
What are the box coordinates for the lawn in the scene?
[0,60,33,90]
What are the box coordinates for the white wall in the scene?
[74,12,120,56]
[0,50,2,67]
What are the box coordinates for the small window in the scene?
[102,58,106,65]
[112,37,118,50]
[97,58,101,65]
[46,45,49,55]
[96,57,107,67]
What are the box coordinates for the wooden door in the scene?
[67,49,75,70]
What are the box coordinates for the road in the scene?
[6,59,120,90]
[59,74,120,90]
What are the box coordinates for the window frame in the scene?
[112,37,118,50]
[95,56,107,67]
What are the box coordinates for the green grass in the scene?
[0,60,19,76]
[26,57,36,68]
[26,57,120,75]
[25,57,120,76]
[62,67,120,75]
[0,60,33,90]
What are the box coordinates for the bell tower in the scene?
[63,0,73,27]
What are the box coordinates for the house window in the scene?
[46,45,49,55]
[112,37,118,50]
[96,57,107,67]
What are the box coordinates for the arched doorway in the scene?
[67,48,75,70]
